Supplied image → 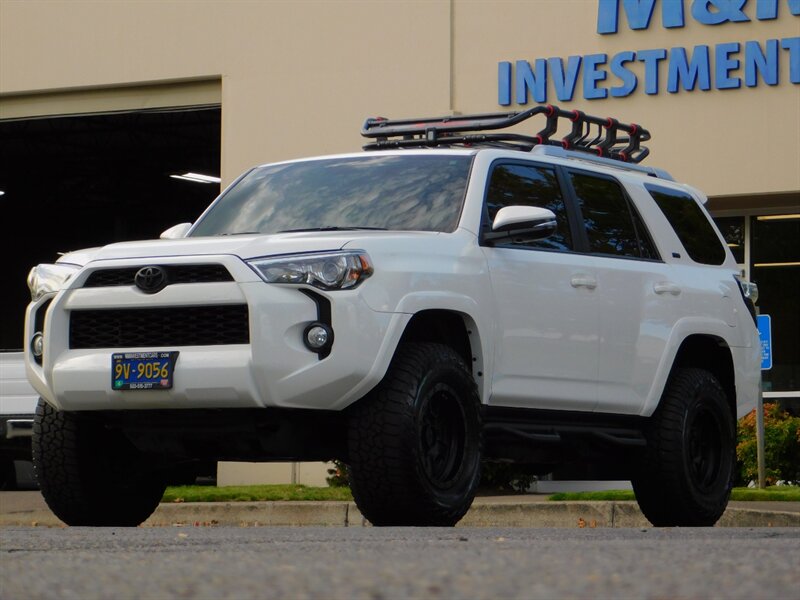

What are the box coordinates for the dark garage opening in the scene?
[0,106,221,350]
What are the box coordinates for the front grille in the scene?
[83,264,233,288]
[69,305,249,349]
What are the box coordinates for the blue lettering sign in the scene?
[599,0,799,33]
[745,39,780,85]
[715,42,742,88]
[610,51,639,96]
[598,0,685,33]
[757,0,800,20]
[497,2,800,105]
[782,37,800,82]
[637,48,668,93]
[515,59,547,104]
[692,0,750,25]
[498,62,512,105]
[548,56,583,101]
[583,54,610,99]
[668,45,712,91]
[757,314,772,370]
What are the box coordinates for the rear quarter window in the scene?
[645,184,726,265]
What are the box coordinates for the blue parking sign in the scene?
[757,315,772,371]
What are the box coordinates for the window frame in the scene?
[644,182,727,266]
[478,158,583,254]
[563,166,663,263]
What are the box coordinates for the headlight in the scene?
[27,263,80,301]
[247,250,373,290]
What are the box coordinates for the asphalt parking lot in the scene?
[1,490,798,528]
[2,526,798,599]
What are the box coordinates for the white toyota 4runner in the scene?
[25,106,760,527]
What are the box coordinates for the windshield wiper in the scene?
[277,226,388,233]
[216,231,261,236]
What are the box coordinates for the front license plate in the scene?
[112,351,179,391]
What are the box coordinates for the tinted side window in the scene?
[570,172,656,259]
[645,184,726,265]
[485,163,572,251]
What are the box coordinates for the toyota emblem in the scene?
[134,266,168,293]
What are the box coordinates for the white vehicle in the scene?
[25,106,760,527]
[0,353,37,489]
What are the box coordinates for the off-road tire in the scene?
[347,343,482,526]
[632,368,735,527]
[32,399,166,526]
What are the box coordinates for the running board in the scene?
[483,406,648,448]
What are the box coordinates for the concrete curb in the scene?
[2,500,798,528]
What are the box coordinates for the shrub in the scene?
[479,462,536,493]
[325,460,350,487]
[736,402,800,485]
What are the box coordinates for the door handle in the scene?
[570,276,597,289]
[654,282,681,295]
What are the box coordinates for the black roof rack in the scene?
[362,104,651,164]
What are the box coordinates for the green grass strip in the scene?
[547,486,799,502]
[730,487,800,502]
[162,484,353,503]
[162,484,798,503]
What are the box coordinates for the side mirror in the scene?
[160,223,192,239]
[484,206,557,244]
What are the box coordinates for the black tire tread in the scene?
[633,368,734,527]
[33,399,165,526]
[347,343,482,526]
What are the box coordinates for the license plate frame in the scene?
[112,351,179,391]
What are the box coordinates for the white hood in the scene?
[54,230,440,267]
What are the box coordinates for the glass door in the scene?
[715,214,799,400]
[751,214,800,396]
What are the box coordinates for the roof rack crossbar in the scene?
[362,104,652,164]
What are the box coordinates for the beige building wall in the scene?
[3,1,797,196]
[452,1,800,197]
[218,462,329,488]
[2,1,798,486]
[1,0,452,184]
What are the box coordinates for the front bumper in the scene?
[25,254,405,412]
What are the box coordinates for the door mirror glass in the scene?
[160,223,192,239]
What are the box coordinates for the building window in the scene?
[715,216,745,265]
[752,215,800,394]
[713,213,800,397]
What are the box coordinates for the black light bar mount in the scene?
[362,104,651,164]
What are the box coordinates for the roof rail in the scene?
[362,104,651,164]
[531,146,673,180]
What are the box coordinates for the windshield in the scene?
[190,154,473,236]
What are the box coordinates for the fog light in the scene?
[303,322,333,354]
[31,332,44,358]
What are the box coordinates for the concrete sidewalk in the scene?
[1,491,798,528]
